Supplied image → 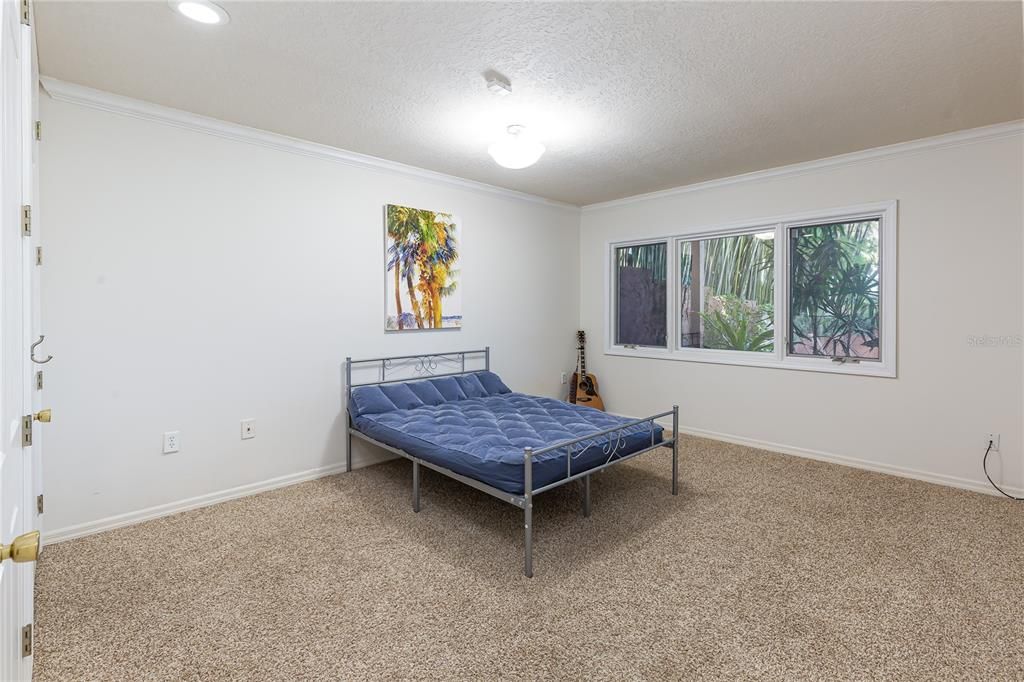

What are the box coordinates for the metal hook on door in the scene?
[30,335,52,364]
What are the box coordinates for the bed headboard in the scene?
[344,348,490,401]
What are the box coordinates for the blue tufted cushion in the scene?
[406,380,446,406]
[455,374,488,398]
[474,371,511,395]
[429,377,467,402]
[380,384,424,410]
[349,386,397,418]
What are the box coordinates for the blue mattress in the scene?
[349,372,663,494]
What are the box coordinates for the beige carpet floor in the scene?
[35,436,1024,680]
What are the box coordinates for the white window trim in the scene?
[608,236,673,353]
[604,201,898,378]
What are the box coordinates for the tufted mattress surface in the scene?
[352,388,663,495]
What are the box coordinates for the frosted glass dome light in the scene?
[169,0,230,25]
[488,125,545,170]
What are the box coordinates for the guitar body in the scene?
[572,372,604,411]
[569,330,605,411]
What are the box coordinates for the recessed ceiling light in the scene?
[488,125,545,170]
[169,0,229,25]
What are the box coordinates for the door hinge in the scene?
[35,246,42,266]
[34,120,41,141]
[21,624,32,657]
[36,370,43,390]
[21,415,32,446]
[36,494,44,515]
[21,205,31,237]
[19,0,29,25]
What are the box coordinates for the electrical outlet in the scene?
[986,433,1000,452]
[241,418,255,440]
[560,372,567,385]
[163,431,180,454]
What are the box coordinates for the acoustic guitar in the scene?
[569,330,604,411]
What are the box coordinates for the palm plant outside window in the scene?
[787,221,880,359]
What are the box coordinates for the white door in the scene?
[1,0,41,679]
[24,0,40,566]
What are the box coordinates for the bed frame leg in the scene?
[671,405,679,496]
[346,429,353,473]
[582,474,592,517]
[345,357,353,473]
[524,447,533,578]
[412,461,421,513]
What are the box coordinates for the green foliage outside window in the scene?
[700,294,774,352]
[788,221,880,358]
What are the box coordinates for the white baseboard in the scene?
[44,454,382,544]
[656,419,1024,499]
[46,421,1020,544]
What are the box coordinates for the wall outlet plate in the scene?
[986,433,1000,452]
[163,431,180,454]
[241,419,255,440]
[560,372,567,385]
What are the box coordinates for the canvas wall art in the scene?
[385,204,461,331]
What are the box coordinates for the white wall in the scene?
[39,84,1023,539]
[40,94,580,536]
[580,131,1024,494]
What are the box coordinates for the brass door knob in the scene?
[34,409,51,423]
[1,531,40,563]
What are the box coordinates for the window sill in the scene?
[604,346,896,378]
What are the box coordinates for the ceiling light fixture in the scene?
[169,0,230,25]
[488,125,545,170]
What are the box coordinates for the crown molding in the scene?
[40,77,579,212]
[39,77,1023,213]
[582,119,1024,212]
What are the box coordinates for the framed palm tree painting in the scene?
[385,204,462,331]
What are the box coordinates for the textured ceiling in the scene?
[35,1,1024,206]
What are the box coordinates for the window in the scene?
[680,231,775,353]
[788,220,880,360]
[606,202,896,376]
[614,242,667,348]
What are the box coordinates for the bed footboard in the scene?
[520,406,679,577]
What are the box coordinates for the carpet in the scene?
[34,436,1024,680]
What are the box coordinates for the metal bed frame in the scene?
[345,348,679,577]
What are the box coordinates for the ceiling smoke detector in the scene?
[485,74,512,97]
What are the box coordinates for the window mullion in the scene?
[773,223,785,363]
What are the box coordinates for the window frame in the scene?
[608,237,672,352]
[674,223,782,365]
[604,201,897,378]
